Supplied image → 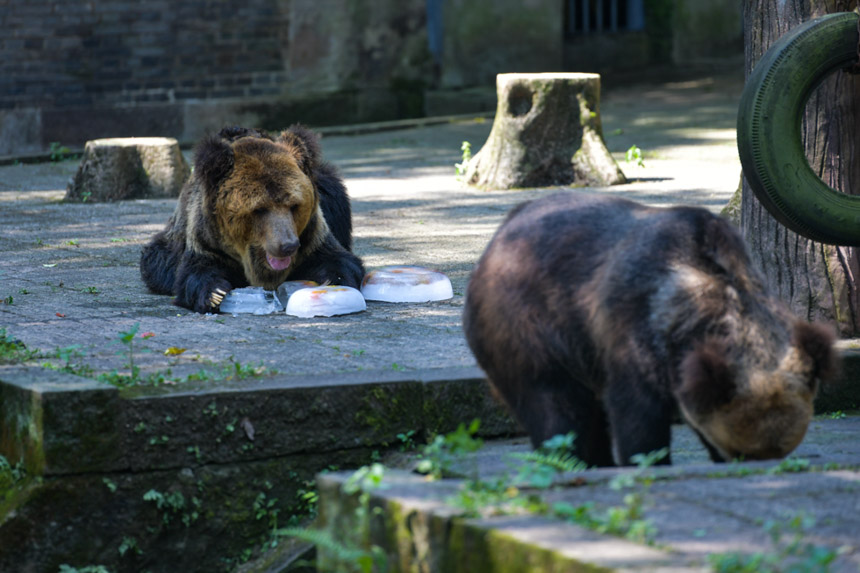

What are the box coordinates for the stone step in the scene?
[314,417,860,572]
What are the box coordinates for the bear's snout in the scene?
[267,238,300,259]
[264,212,300,257]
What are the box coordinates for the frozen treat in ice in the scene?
[276,280,319,306]
[360,266,453,302]
[285,285,367,318]
[219,287,284,315]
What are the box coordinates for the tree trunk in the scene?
[741,0,860,335]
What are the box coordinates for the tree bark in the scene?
[741,0,860,335]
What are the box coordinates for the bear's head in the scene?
[193,126,327,288]
[675,321,836,462]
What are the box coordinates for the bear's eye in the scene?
[253,207,268,217]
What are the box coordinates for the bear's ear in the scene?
[677,340,736,415]
[792,321,838,383]
[194,134,235,192]
[276,124,321,177]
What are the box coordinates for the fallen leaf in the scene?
[240,417,255,441]
[140,331,155,339]
[55,313,65,317]
[164,347,187,356]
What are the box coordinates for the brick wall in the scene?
[1,1,290,111]
[0,0,431,155]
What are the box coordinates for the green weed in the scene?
[552,448,666,545]
[708,514,838,572]
[416,418,483,480]
[117,536,142,557]
[510,432,587,489]
[768,457,811,475]
[143,489,200,527]
[455,140,472,178]
[0,453,26,489]
[625,144,645,167]
[49,142,72,162]
[0,328,39,364]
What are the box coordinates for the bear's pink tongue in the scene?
[266,253,292,271]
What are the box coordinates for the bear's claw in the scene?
[209,288,227,308]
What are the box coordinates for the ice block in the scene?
[218,287,284,315]
[275,280,319,306]
[360,266,453,302]
[285,285,367,318]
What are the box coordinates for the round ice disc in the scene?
[285,285,367,318]
[360,265,453,302]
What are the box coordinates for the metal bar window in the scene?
[564,0,644,36]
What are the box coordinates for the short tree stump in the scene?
[66,137,190,202]
[465,73,625,189]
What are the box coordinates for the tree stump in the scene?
[465,73,625,189]
[65,137,190,202]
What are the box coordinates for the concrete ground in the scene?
[2,66,860,572]
[0,68,745,381]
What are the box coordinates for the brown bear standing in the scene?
[463,192,836,466]
[140,126,364,313]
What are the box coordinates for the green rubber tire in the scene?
[737,12,860,246]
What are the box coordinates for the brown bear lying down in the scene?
[140,125,364,313]
[463,192,836,466]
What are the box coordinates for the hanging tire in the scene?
[737,11,860,246]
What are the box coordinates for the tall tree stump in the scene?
[465,73,625,189]
[66,137,190,202]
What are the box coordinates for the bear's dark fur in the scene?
[463,193,836,466]
[140,125,364,313]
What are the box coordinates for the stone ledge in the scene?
[315,422,860,573]
[315,470,692,572]
[0,365,518,477]
[3,340,860,477]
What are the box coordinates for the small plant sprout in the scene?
[455,140,472,178]
[417,418,483,480]
[396,429,417,451]
[100,323,154,385]
[625,144,645,167]
[510,432,587,489]
[49,141,71,162]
